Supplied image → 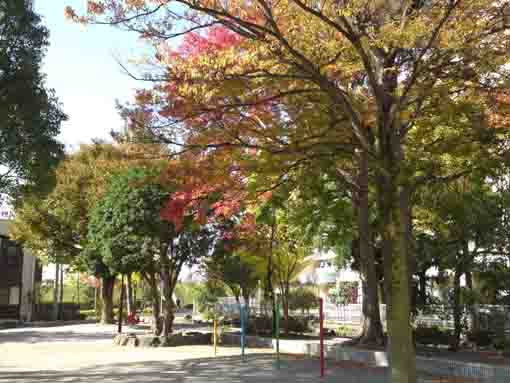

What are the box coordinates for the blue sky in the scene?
[35,1,147,149]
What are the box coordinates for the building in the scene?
[0,219,42,321]
[298,250,362,304]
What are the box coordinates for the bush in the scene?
[288,287,319,313]
[336,325,358,337]
[493,338,510,351]
[414,325,451,346]
[80,309,97,320]
[285,317,309,333]
[467,330,493,347]
[246,315,309,335]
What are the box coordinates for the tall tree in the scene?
[71,2,510,381]
[0,0,65,196]
[87,167,170,333]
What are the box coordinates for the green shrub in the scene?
[493,338,510,350]
[288,288,319,313]
[414,325,451,346]
[466,330,493,347]
[336,325,359,337]
[80,309,97,320]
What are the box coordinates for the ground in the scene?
[0,322,467,383]
[0,322,387,383]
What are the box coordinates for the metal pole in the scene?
[320,297,325,378]
[213,318,218,356]
[118,274,125,334]
[275,298,280,370]
[240,304,246,362]
[76,273,80,308]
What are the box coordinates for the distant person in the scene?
[176,298,181,310]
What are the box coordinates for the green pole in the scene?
[275,298,280,369]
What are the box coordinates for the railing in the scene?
[216,298,510,331]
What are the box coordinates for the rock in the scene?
[126,336,139,347]
[113,334,122,346]
[138,335,160,348]
[120,335,130,346]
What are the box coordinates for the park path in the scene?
[0,323,448,382]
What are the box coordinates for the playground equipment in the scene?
[320,297,325,378]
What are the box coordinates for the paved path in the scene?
[0,323,448,382]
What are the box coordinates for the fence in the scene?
[33,303,81,321]
[216,298,510,332]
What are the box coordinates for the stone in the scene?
[113,334,122,346]
[138,335,160,348]
[120,335,130,346]
[126,336,139,347]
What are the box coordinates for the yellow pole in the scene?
[213,319,218,356]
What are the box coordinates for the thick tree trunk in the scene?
[126,273,135,317]
[101,276,115,324]
[452,268,462,350]
[160,260,176,338]
[382,181,416,383]
[357,149,384,344]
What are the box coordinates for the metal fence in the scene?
[216,298,510,332]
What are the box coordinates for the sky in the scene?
[35,0,147,149]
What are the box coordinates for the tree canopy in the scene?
[0,0,66,196]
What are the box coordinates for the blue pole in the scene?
[240,304,246,362]
[275,298,280,370]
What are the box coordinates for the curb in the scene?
[16,319,98,328]
[222,333,510,381]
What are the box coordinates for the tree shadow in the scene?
[0,353,389,383]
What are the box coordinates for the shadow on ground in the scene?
[0,354,391,383]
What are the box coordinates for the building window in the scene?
[0,288,8,305]
[0,287,20,305]
[4,240,21,265]
[9,286,20,305]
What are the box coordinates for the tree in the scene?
[71,2,510,381]
[12,143,166,324]
[0,0,65,196]
[271,208,312,334]
[206,238,261,312]
[415,176,502,349]
[87,166,170,333]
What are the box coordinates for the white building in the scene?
[298,251,362,304]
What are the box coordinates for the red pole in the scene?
[319,297,325,378]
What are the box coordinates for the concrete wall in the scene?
[20,249,36,321]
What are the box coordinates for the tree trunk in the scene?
[465,271,479,333]
[241,289,250,317]
[101,275,115,324]
[118,274,125,334]
[383,181,416,383]
[146,271,161,335]
[357,149,384,344]
[452,268,462,350]
[126,273,135,317]
[417,271,427,308]
[160,270,175,338]
[282,286,290,334]
[53,263,60,321]
[160,252,176,338]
